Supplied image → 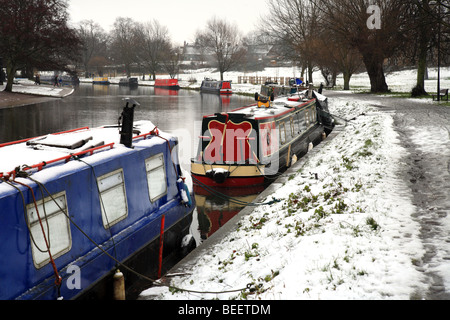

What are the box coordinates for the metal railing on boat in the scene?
[0,143,115,181]
[0,127,90,149]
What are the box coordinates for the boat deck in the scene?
[0,121,161,184]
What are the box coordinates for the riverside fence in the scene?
[237,76,304,85]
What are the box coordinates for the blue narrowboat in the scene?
[39,74,80,86]
[0,99,196,300]
[200,79,232,95]
[119,77,139,88]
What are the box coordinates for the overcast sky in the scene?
[68,0,268,45]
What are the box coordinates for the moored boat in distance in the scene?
[200,78,233,95]
[154,79,180,90]
[39,74,80,86]
[93,77,110,85]
[119,77,139,87]
[191,87,334,189]
[260,78,307,99]
[0,98,196,300]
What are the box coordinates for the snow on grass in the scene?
[1,79,75,98]
[140,98,428,300]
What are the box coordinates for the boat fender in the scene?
[177,178,192,207]
[113,269,125,300]
[291,154,298,166]
[181,234,197,255]
[206,169,230,184]
[308,142,314,152]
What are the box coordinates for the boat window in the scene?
[27,192,71,269]
[97,169,128,229]
[146,153,167,202]
[280,122,286,145]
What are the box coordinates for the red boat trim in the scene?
[0,127,90,148]
[133,128,160,141]
[2,143,115,180]
[26,143,115,172]
[192,173,264,188]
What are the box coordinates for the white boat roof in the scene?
[0,120,170,181]
[226,91,319,120]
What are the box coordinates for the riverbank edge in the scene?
[141,125,345,298]
[0,85,75,109]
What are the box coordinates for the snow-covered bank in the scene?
[1,79,74,98]
[177,66,450,95]
[139,97,428,300]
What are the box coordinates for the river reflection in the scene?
[194,184,265,242]
[0,83,263,242]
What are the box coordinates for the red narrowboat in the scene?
[191,88,334,189]
[154,79,180,90]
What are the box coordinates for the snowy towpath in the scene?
[139,92,449,300]
[328,91,450,299]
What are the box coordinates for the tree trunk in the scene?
[412,9,430,97]
[362,55,389,93]
[343,71,352,90]
[5,62,16,92]
[332,70,337,87]
[307,61,313,84]
[412,51,428,97]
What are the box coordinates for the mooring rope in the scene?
[10,168,251,297]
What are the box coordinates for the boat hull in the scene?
[76,209,194,300]
[154,79,180,90]
[93,77,110,85]
[191,163,265,189]
[200,80,232,95]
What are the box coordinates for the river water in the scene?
[0,84,260,245]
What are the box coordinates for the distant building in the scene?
[181,42,210,68]
[180,42,285,71]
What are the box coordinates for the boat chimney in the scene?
[120,98,140,148]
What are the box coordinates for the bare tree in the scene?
[135,20,172,80]
[77,20,108,78]
[0,0,81,92]
[313,0,411,93]
[110,17,139,77]
[314,28,363,90]
[410,0,450,96]
[263,0,321,83]
[162,45,183,79]
[195,17,246,80]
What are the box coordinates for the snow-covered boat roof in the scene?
[0,120,171,183]
[220,90,322,121]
